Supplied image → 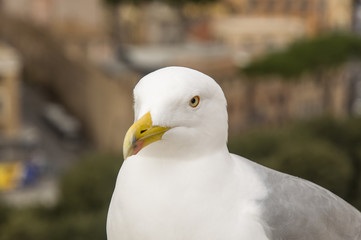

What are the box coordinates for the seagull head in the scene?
[123,66,228,160]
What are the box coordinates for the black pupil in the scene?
[191,98,196,104]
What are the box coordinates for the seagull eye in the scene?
[189,96,200,108]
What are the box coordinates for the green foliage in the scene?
[0,207,109,240]
[58,153,122,214]
[242,32,361,78]
[0,201,11,232]
[228,116,361,209]
[0,152,123,240]
[46,210,108,240]
[266,140,351,197]
[0,208,51,240]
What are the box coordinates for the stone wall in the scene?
[222,67,351,134]
[49,65,138,151]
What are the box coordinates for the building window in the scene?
[283,0,293,13]
[354,0,361,33]
[248,0,260,11]
[300,0,309,13]
[0,88,8,123]
[317,0,326,13]
[0,100,3,117]
[267,0,276,12]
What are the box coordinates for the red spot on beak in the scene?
[132,140,145,156]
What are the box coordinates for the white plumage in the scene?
[107,66,361,240]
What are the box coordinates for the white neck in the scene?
[108,147,269,240]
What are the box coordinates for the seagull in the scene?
[107,66,361,240]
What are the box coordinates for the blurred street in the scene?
[21,83,86,174]
[0,82,89,206]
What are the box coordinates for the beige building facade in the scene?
[222,0,353,33]
[212,0,354,63]
[0,43,21,138]
[1,0,106,34]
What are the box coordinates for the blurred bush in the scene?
[0,201,11,231]
[0,153,122,240]
[266,140,351,197]
[228,116,361,210]
[58,153,122,214]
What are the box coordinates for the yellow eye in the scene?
[189,96,200,108]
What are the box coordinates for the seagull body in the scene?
[107,67,361,240]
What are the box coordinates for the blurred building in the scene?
[223,0,352,33]
[0,41,78,199]
[212,0,353,64]
[212,17,306,64]
[0,0,358,153]
[1,0,110,62]
[0,42,21,138]
[1,0,354,64]
[0,42,22,192]
[1,0,106,32]
[354,0,361,33]
[223,68,353,133]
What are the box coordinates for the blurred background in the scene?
[0,0,361,239]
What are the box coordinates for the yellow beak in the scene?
[123,112,170,159]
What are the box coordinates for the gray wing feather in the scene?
[242,157,361,240]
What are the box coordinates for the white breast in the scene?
[107,150,270,240]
